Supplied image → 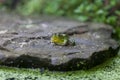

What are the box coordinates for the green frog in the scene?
[50,33,75,46]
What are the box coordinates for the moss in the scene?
[0,53,120,80]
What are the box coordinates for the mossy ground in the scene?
[0,51,120,80]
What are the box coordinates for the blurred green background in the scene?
[0,0,120,80]
[0,0,120,40]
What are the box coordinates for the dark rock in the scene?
[0,12,119,71]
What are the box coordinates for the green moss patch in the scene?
[0,51,120,80]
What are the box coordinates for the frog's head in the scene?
[50,33,69,46]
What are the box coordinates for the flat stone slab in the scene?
[0,12,119,71]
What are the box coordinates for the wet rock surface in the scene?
[0,12,119,71]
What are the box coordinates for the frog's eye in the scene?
[62,34,69,38]
[53,33,58,36]
[62,34,66,36]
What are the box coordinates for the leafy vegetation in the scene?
[17,0,120,40]
[0,1,120,26]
